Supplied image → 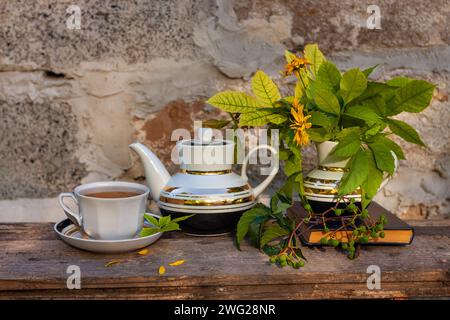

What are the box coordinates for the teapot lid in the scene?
[178,128,234,172]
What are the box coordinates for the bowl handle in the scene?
[241,145,279,198]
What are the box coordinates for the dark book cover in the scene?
[288,202,414,246]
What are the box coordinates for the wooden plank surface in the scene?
[0,220,449,299]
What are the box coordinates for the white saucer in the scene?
[54,213,163,253]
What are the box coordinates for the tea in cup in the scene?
[58,181,149,240]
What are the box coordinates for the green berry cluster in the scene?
[269,253,305,269]
[317,200,388,260]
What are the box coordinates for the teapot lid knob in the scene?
[198,128,213,144]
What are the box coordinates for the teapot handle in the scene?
[241,145,279,198]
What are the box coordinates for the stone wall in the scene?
[0,0,449,222]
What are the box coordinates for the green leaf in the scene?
[369,141,396,175]
[268,113,288,124]
[144,214,160,227]
[238,111,270,126]
[364,124,383,139]
[251,70,281,106]
[316,61,341,92]
[391,80,435,114]
[294,80,305,100]
[202,119,231,129]
[344,104,382,123]
[362,65,379,77]
[304,44,325,77]
[375,136,405,160]
[387,77,414,87]
[171,214,195,224]
[207,91,259,113]
[260,224,290,249]
[361,151,384,199]
[361,95,387,117]
[263,244,283,256]
[339,68,367,105]
[338,149,370,196]
[247,220,265,248]
[307,127,332,142]
[140,227,161,237]
[284,154,302,176]
[159,222,181,233]
[158,215,171,227]
[350,82,396,106]
[309,111,337,128]
[239,110,286,126]
[329,134,361,158]
[236,204,271,250]
[314,88,341,115]
[387,119,426,146]
[277,174,300,199]
[335,127,361,140]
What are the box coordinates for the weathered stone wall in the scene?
[0,0,449,221]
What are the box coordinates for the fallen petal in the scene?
[105,259,123,267]
[137,248,150,255]
[158,266,166,275]
[169,259,185,266]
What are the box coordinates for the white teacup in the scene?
[58,181,149,240]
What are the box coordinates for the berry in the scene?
[361,209,369,219]
[359,236,369,244]
[376,224,383,232]
[280,261,287,267]
[269,256,277,264]
[320,237,328,245]
[341,243,348,250]
[298,260,305,267]
[380,231,385,238]
[371,231,378,238]
[334,209,343,216]
[331,239,340,247]
[279,255,287,263]
[304,203,312,212]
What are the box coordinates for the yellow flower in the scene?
[290,99,312,146]
[283,56,310,76]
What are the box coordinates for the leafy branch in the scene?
[205,43,434,269]
[140,214,194,237]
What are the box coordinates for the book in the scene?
[288,202,414,246]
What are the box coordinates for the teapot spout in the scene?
[129,142,170,201]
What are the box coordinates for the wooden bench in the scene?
[0,219,449,299]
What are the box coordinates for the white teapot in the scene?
[129,128,279,235]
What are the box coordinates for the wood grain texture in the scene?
[0,220,449,299]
